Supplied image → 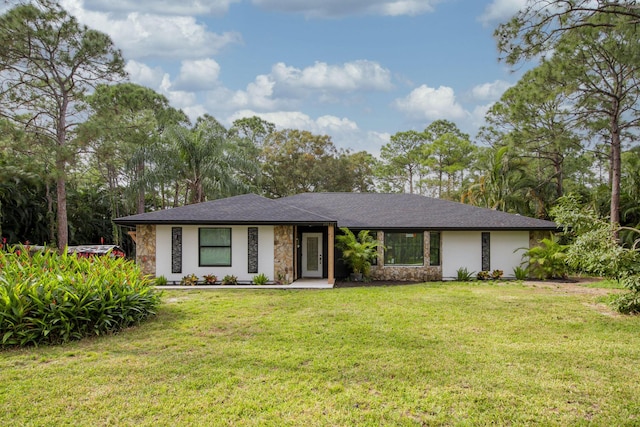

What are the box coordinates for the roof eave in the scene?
[113,219,336,226]
[337,224,559,231]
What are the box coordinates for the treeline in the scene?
[0,1,639,252]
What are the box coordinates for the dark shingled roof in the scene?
[114,194,334,225]
[278,193,558,230]
[114,192,558,231]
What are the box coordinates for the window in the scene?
[247,227,258,274]
[482,232,490,271]
[199,228,231,266]
[430,232,441,266]
[384,232,423,265]
[172,227,182,273]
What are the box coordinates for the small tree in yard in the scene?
[335,227,381,280]
[551,195,640,314]
[522,237,570,280]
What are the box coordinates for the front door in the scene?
[302,233,323,278]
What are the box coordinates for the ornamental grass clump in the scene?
[0,246,161,347]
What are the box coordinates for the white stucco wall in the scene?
[442,231,482,279]
[441,231,529,280]
[155,225,275,283]
[490,231,529,277]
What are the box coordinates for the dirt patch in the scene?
[522,277,622,296]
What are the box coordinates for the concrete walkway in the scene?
[159,278,334,290]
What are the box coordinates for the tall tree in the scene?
[228,116,276,193]
[620,146,640,245]
[496,0,640,64]
[166,115,256,204]
[482,67,584,213]
[378,130,429,194]
[462,146,531,214]
[496,0,640,228]
[422,120,476,199]
[0,138,50,244]
[0,1,126,249]
[548,16,640,227]
[337,150,378,193]
[81,83,187,242]
[260,129,366,197]
[229,116,276,147]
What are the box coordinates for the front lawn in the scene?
[2,282,639,425]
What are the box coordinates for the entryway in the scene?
[301,232,323,278]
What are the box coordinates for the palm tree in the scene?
[463,146,530,213]
[335,227,382,279]
[165,115,258,204]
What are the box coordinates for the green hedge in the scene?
[0,246,161,347]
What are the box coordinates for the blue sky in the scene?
[54,0,529,154]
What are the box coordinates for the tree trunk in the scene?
[554,153,564,200]
[610,116,622,230]
[408,166,414,194]
[46,181,55,245]
[137,159,145,214]
[56,99,68,251]
[56,162,68,251]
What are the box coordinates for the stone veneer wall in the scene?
[369,231,442,281]
[274,225,294,284]
[136,224,156,277]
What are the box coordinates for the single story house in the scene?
[113,192,558,284]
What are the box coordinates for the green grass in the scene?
[2,282,640,426]
[577,279,626,289]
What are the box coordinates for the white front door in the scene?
[302,233,323,278]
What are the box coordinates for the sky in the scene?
[25,0,531,154]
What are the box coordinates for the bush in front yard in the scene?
[0,246,161,347]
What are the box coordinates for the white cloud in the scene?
[478,0,526,26]
[125,60,166,88]
[316,115,359,132]
[362,131,391,157]
[272,60,393,93]
[60,0,242,60]
[393,85,467,121]
[227,110,359,134]
[225,110,374,150]
[124,61,208,122]
[82,0,239,16]
[366,0,440,17]
[230,75,280,110]
[159,75,197,107]
[470,80,513,102]
[182,105,210,122]
[173,59,221,91]
[470,103,494,135]
[252,0,441,17]
[229,60,393,110]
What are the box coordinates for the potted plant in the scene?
[335,227,382,281]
